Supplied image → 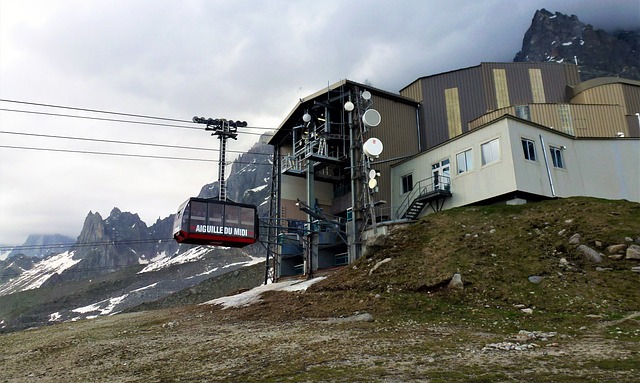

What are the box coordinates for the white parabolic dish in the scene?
[362,109,381,127]
[363,137,383,158]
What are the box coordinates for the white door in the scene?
[431,159,450,190]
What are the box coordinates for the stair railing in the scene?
[395,175,451,219]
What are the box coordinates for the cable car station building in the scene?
[267,62,640,280]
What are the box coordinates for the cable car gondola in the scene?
[173,197,259,248]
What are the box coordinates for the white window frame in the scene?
[481,138,500,166]
[549,146,565,169]
[456,149,473,174]
[521,138,536,162]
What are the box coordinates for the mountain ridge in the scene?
[514,8,640,80]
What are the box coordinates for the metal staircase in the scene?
[397,175,452,220]
[404,199,429,220]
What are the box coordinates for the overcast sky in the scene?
[1,0,638,246]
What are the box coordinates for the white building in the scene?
[391,115,639,220]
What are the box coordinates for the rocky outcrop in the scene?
[566,228,640,271]
[514,9,640,81]
[50,208,180,283]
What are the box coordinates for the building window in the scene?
[456,149,473,174]
[481,138,500,165]
[401,173,413,194]
[521,138,536,161]
[515,105,530,120]
[550,146,565,168]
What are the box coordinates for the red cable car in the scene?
[173,197,259,247]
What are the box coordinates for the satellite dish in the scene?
[368,169,377,179]
[362,109,381,127]
[344,101,354,112]
[302,113,311,122]
[368,178,378,189]
[363,137,383,158]
[361,90,372,100]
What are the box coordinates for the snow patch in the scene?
[204,276,326,309]
[0,251,81,295]
[49,312,61,322]
[249,184,268,193]
[138,246,211,273]
[72,294,128,315]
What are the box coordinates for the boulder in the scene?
[625,245,640,260]
[569,233,581,245]
[576,245,602,263]
[606,244,627,255]
[528,276,544,284]
[448,273,464,289]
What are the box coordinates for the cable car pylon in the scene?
[192,116,247,200]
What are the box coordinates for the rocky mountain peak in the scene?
[109,207,122,217]
[514,9,640,81]
[76,211,106,245]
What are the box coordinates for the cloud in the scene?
[1,0,638,245]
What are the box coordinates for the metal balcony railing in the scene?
[396,175,451,219]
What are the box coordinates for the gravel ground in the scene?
[1,304,638,383]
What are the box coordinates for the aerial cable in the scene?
[0,145,215,162]
[0,130,273,156]
[0,108,274,137]
[0,144,276,165]
[0,238,176,252]
[0,99,277,132]
[0,98,192,123]
[0,107,199,130]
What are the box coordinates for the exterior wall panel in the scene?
[571,83,626,106]
[445,87,462,138]
[483,62,578,107]
[469,104,629,138]
[368,95,421,207]
[529,68,546,103]
[400,81,423,103]
[622,84,640,114]
[415,62,580,150]
[419,65,485,149]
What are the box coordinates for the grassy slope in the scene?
[333,197,639,315]
[234,197,640,332]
